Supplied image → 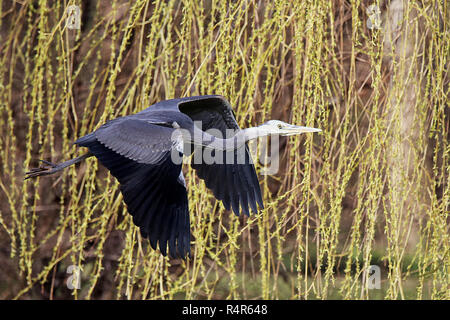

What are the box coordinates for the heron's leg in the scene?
[25,152,93,180]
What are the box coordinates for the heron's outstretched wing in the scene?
[75,123,190,259]
[92,118,178,164]
[178,96,263,216]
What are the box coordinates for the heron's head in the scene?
[257,120,321,136]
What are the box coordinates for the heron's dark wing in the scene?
[75,128,190,259]
[179,97,263,216]
[192,147,263,216]
[91,118,178,165]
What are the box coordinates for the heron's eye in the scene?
[277,124,283,129]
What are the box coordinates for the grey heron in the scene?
[25,95,321,258]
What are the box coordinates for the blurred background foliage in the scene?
[0,0,448,299]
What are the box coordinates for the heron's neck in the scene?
[240,126,269,141]
[201,126,269,151]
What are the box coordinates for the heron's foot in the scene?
[25,160,62,180]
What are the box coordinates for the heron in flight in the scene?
[26,95,321,258]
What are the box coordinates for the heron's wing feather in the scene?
[76,135,190,259]
[93,118,177,164]
[192,147,263,216]
[180,97,263,215]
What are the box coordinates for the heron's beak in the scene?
[281,124,322,136]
